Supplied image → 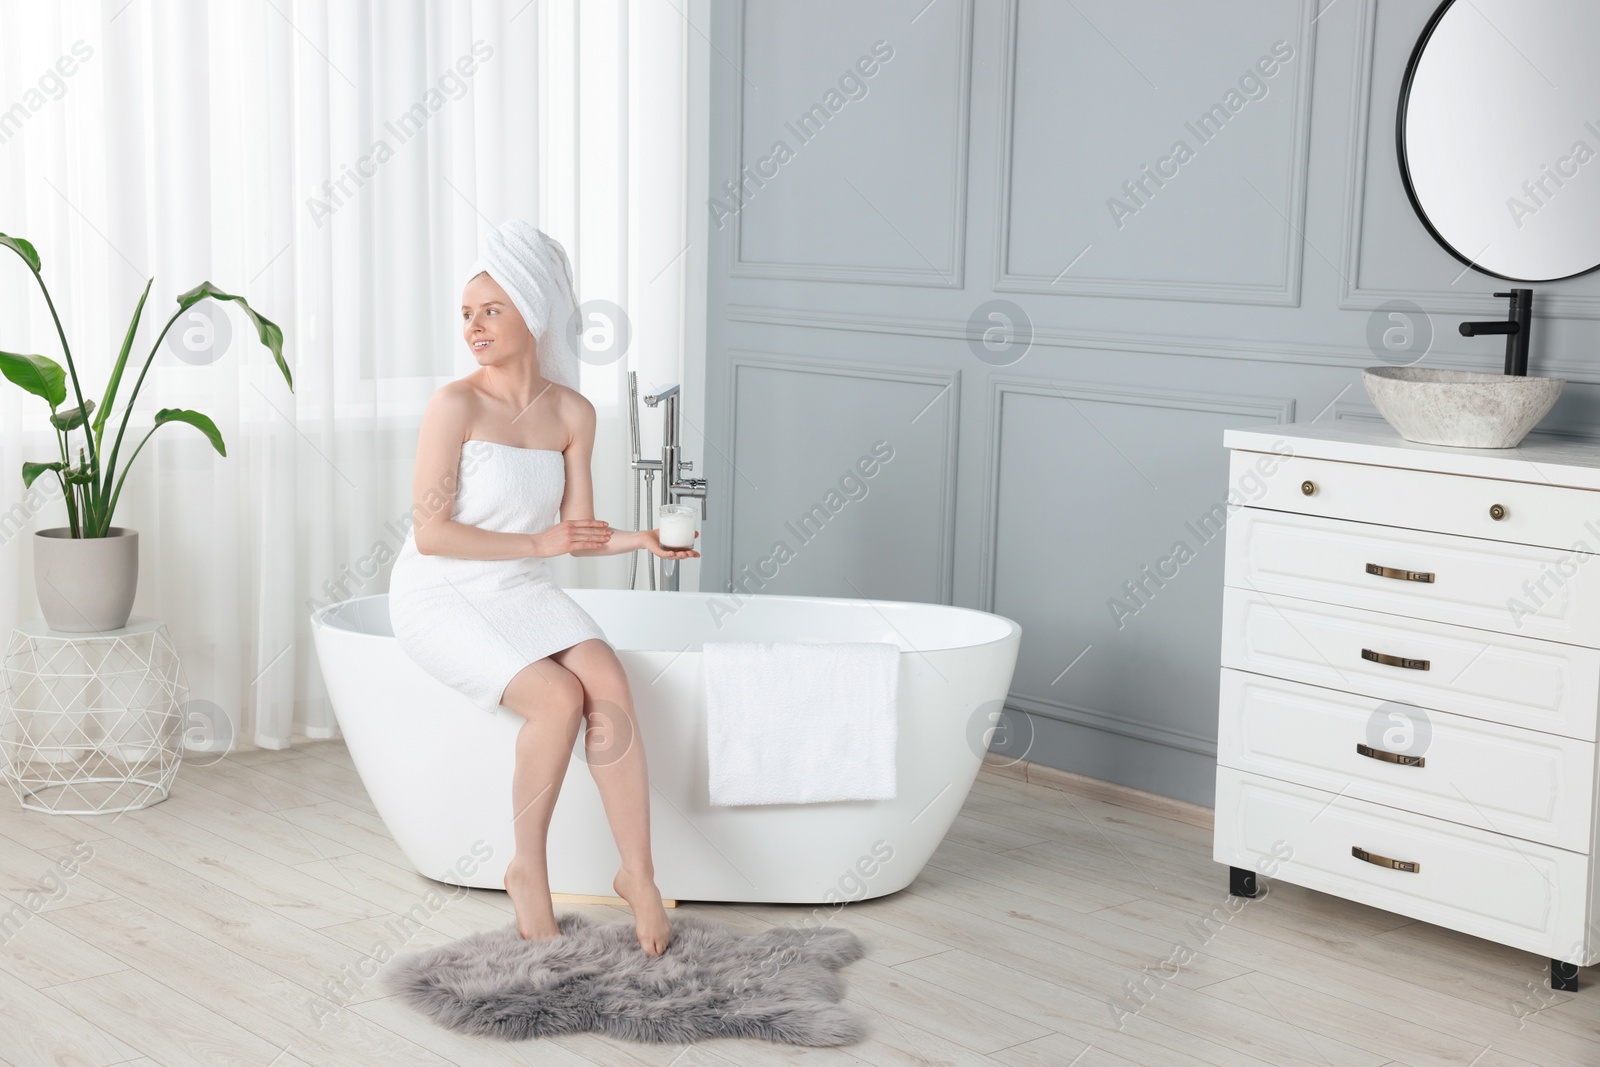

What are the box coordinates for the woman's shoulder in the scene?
[549,381,594,418]
[552,385,596,444]
[422,380,477,432]
[431,376,477,406]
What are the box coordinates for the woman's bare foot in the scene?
[613,867,673,956]
[504,857,561,941]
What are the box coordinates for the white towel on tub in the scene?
[703,640,899,805]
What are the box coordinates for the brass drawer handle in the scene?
[1361,648,1430,670]
[1301,480,1316,496]
[1352,846,1419,873]
[1490,503,1507,521]
[1356,742,1425,767]
[1365,563,1435,583]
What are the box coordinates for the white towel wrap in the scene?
[703,640,899,805]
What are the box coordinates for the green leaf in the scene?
[0,351,67,407]
[0,233,41,274]
[154,408,226,457]
[22,460,65,489]
[62,464,93,485]
[95,279,153,441]
[175,282,292,391]
[49,399,94,431]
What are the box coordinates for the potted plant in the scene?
[0,233,293,632]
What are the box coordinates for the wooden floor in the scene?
[0,742,1595,1067]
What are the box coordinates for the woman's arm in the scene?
[560,392,644,557]
[561,391,701,561]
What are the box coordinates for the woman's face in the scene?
[461,272,533,367]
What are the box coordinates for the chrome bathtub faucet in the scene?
[628,373,707,591]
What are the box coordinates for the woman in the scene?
[387,220,698,958]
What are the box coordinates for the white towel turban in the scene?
[463,220,582,391]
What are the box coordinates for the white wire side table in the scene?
[0,617,188,815]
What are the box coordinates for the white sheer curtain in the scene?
[0,0,694,749]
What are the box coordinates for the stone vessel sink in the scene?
[1362,367,1564,449]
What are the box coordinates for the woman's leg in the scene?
[551,638,673,956]
[497,656,586,940]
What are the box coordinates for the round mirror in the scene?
[1398,0,1600,282]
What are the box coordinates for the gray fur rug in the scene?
[383,911,869,1045]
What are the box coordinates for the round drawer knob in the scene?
[1490,503,1507,521]
[1301,480,1316,496]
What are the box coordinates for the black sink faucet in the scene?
[1459,289,1532,377]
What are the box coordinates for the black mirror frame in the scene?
[1396,0,1600,284]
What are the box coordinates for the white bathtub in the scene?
[309,589,1021,904]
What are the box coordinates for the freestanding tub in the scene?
[309,589,1021,904]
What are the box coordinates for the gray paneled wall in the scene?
[702,0,1600,806]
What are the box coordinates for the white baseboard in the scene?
[979,752,1215,831]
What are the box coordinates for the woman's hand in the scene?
[530,519,612,557]
[640,527,699,560]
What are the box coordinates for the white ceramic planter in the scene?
[33,527,139,633]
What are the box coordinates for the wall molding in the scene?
[723,0,975,287]
[979,751,1217,827]
[1330,401,1385,424]
[979,375,1294,609]
[724,301,1600,382]
[1008,691,1220,758]
[991,0,1319,306]
[1337,0,1600,319]
[721,351,960,603]
[977,376,1292,757]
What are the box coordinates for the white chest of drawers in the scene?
[1213,421,1600,991]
